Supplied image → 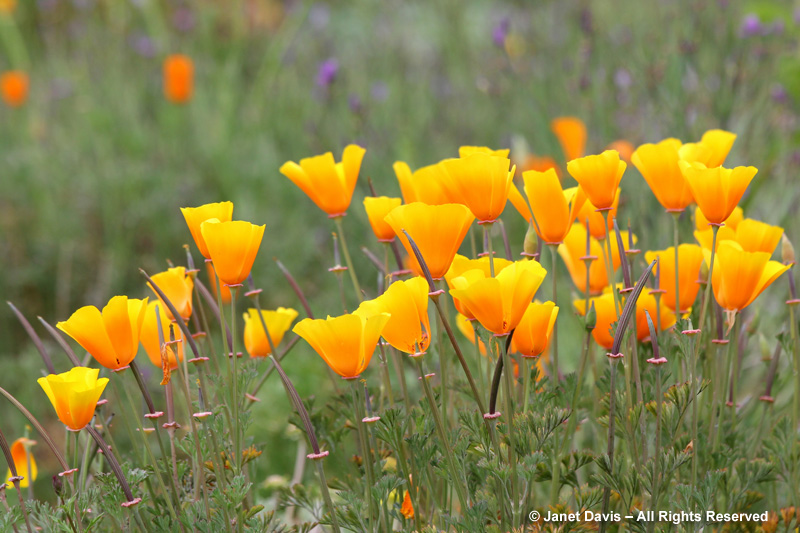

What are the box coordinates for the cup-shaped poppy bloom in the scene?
[551,117,586,162]
[511,301,558,358]
[707,241,790,312]
[523,168,586,244]
[354,277,430,354]
[163,55,193,104]
[449,259,547,336]
[58,296,148,371]
[147,266,194,321]
[644,245,704,313]
[632,138,694,212]
[695,205,742,231]
[4,438,36,489]
[1,71,28,108]
[558,223,609,295]
[384,202,475,279]
[576,188,620,239]
[206,262,232,304]
[678,129,736,168]
[445,254,513,318]
[181,201,234,259]
[280,144,366,217]
[440,152,515,223]
[363,197,402,242]
[567,150,626,211]
[679,161,757,225]
[393,161,452,205]
[607,140,635,163]
[293,312,390,378]
[695,218,783,256]
[38,367,109,431]
[140,301,185,369]
[201,219,265,286]
[243,307,299,358]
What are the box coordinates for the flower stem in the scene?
[601,211,621,317]
[351,380,377,529]
[599,358,618,533]
[228,286,243,473]
[499,338,520,523]
[549,244,560,381]
[334,216,363,301]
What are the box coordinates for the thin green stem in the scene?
[549,244,560,381]
[351,381,376,531]
[601,211,621,317]
[334,217,363,301]
[499,338,519,524]
[229,287,242,473]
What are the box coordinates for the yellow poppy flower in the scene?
[440,152,515,223]
[632,138,693,212]
[393,161,453,205]
[575,188,621,240]
[363,197,402,242]
[57,296,148,371]
[695,205,743,231]
[707,241,790,312]
[147,266,194,321]
[695,218,783,255]
[679,161,757,225]
[201,219,265,286]
[566,150,626,211]
[140,301,185,369]
[523,168,586,244]
[243,307,299,358]
[355,277,430,354]
[181,201,234,259]
[511,301,558,358]
[38,367,109,431]
[678,129,736,168]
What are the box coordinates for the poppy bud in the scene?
[523,222,538,256]
[782,234,795,265]
[584,300,597,331]
[52,474,63,497]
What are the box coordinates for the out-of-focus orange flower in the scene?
[147,266,194,321]
[558,223,609,295]
[280,145,366,217]
[393,161,452,205]
[1,71,28,108]
[455,313,488,356]
[632,138,694,212]
[551,117,586,162]
[0,0,17,14]
[201,219,265,286]
[523,168,586,244]
[679,162,757,225]
[4,438,36,489]
[384,202,474,279]
[140,301,184,369]
[607,140,635,163]
[58,296,148,371]
[567,150,626,211]
[440,152,515,223]
[38,367,108,431]
[695,205,742,231]
[511,301,558,358]
[293,312,390,378]
[575,189,621,240]
[445,255,513,318]
[449,259,547,336]
[678,129,736,168]
[400,490,414,519]
[355,277,430,354]
[243,307,299,357]
[522,154,559,175]
[163,55,193,104]
[645,245,704,313]
[363,197,402,242]
[206,262,232,304]
[707,241,790,312]
[695,218,783,256]
[181,201,234,259]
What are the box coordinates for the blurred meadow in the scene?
[1,0,799,503]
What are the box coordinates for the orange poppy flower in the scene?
[445,255,513,318]
[38,367,109,431]
[449,259,547,336]
[181,201,234,259]
[384,202,475,279]
[243,307,299,357]
[280,145,366,217]
[511,301,558,358]
[440,152,515,223]
[400,490,414,519]
[147,266,194,321]
[707,241,790,312]
[644,245,704,313]
[163,55,194,104]
[140,301,184,370]
[293,312,390,379]
[551,117,587,162]
[355,277,430,354]
[0,0,16,14]
[363,197,402,242]
[695,218,783,256]
[521,154,559,175]
[695,205,742,231]
[201,219,265,286]
[679,162,757,225]
[575,188,621,239]
[393,161,453,205]
[57,296,148,371]
[607,140,635,163]
[566,150,626,211]
[678,129,736,168]
[632,138,693,212]
[1,71,28,108]
[523,168,586,244]
[205,262,232,304]
[4,438,36,489]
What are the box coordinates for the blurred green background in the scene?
[1,0,799,500]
